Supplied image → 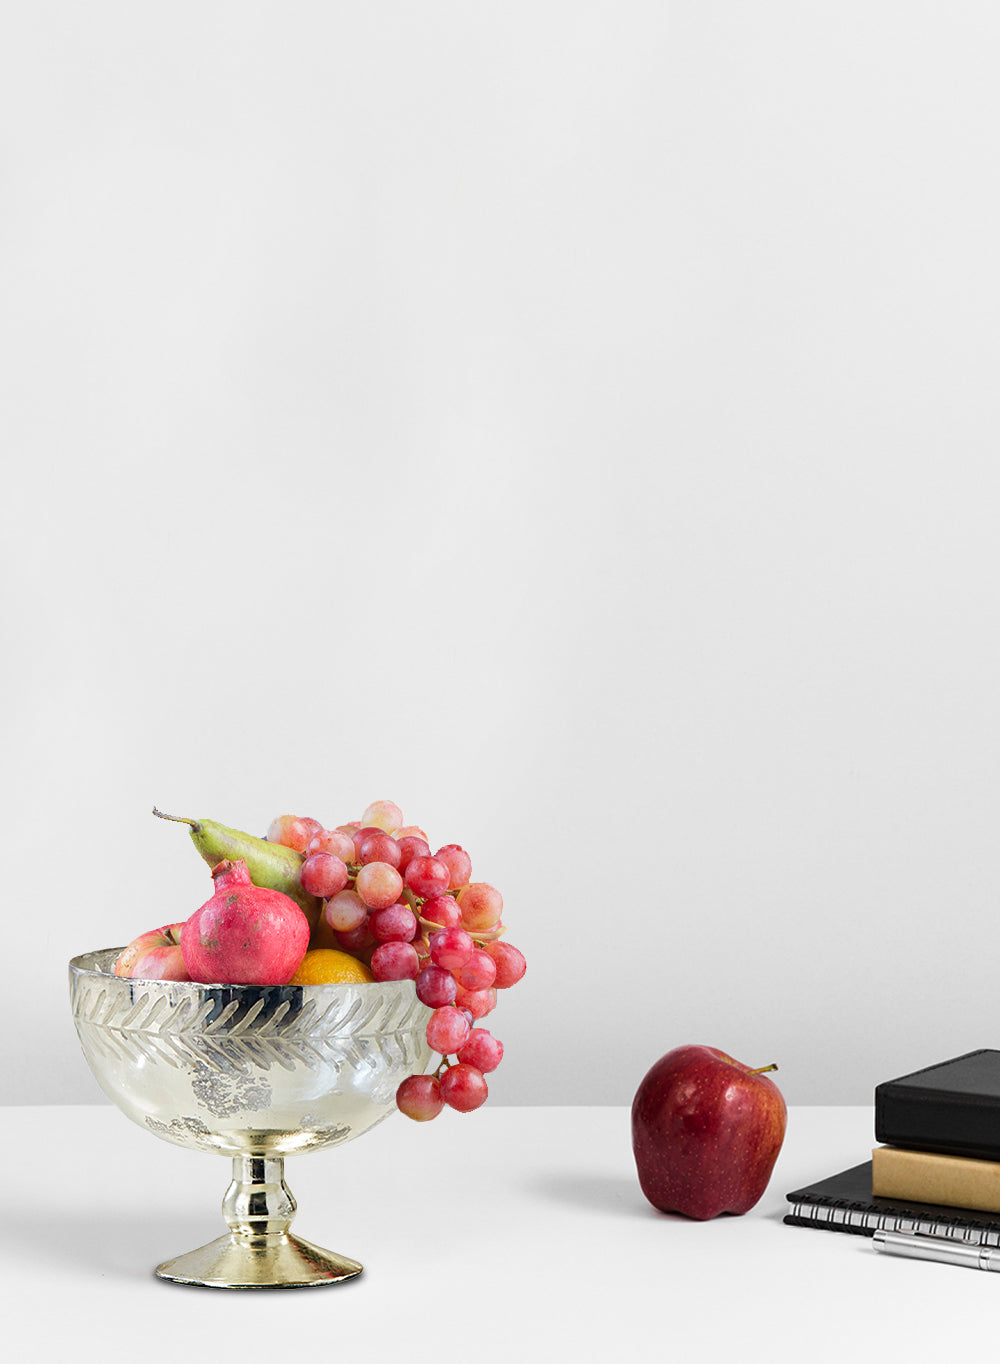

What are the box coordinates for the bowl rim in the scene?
[68,947,420,998]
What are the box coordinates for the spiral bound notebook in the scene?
[784,1162,1000,1243]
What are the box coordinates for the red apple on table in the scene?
[113,923,189,981]
[631,1044,787,1220]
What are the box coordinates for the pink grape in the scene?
[324,890,368,932]
[429,927,474,971]
[396,836,431,874]
[300,853,350,898]
[393,825,429,843]
[306,829,357,862]
[454,984,496,1019]
[361,800,404,833]
[456,882,503,931]
[359,832,401,868]
[454,948,497,992]
[483,941,526,989]
[435,844,472,888]
[405,855,451,900]
[396,1074,443,1121]
[355,861,404,910]
[267,815,314,853]
[335,822,361,834]
[370,903,418,943]
[439,1063,488,1112]
[416,964,457,1008]
[421,895,462,929]
[426,1006,471,1055]
[371,941,420,981]
[457,1029,504,1074]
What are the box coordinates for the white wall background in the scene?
[3,2,999,1108]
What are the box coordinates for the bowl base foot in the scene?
[155,1232,363,1289]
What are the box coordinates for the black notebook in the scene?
[875,1050,1000,1162]
[784,1161,1000,1243]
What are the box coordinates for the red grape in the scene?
[371,941,420,981]
[439,1063,488,1112]
[426,1006,471,1055]
[456,882,503,931]
[370,903,418,943]
[405,856,451,899]
[356,861,404,910]
[396,1074,443,1120]
[358,832,401,868]
[352,825,385,859]
[324,889,368,932]
[483,940,526,989]
[457,1029,504,1074]
[421,895,462,929]
[396,836,431,874]
[429,927,474,971]
[454,948,497,992]
[334,921,375,953]
[454,984,496,1019]
[435,844,472,888]
[416,964,458,1008]
[300,853,350,898]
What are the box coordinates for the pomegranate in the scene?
[181,859,309,986]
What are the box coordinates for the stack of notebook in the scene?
[785,1050,1000,1244]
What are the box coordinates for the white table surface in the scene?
[3,1104,998,1361]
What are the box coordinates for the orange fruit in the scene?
[289,949,374,985]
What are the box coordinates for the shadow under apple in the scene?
[525,1171,662,1220]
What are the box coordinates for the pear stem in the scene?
[750,1063,778,1075]
[152,808,200,830]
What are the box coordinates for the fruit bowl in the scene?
[69,947,432,1288]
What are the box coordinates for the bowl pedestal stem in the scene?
[154,1153,363,1289]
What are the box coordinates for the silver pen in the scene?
[873,1229,1000,1271]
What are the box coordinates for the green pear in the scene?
[153,808,322,927]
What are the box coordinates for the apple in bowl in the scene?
[113,923,189,981]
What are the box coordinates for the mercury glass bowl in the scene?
[69,948,432,1289]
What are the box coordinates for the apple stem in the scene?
[152,808,200,830]
[750,1063,778,1074]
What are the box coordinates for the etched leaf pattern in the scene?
[70,967,430,1079]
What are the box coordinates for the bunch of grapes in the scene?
[266,799,526,1122]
